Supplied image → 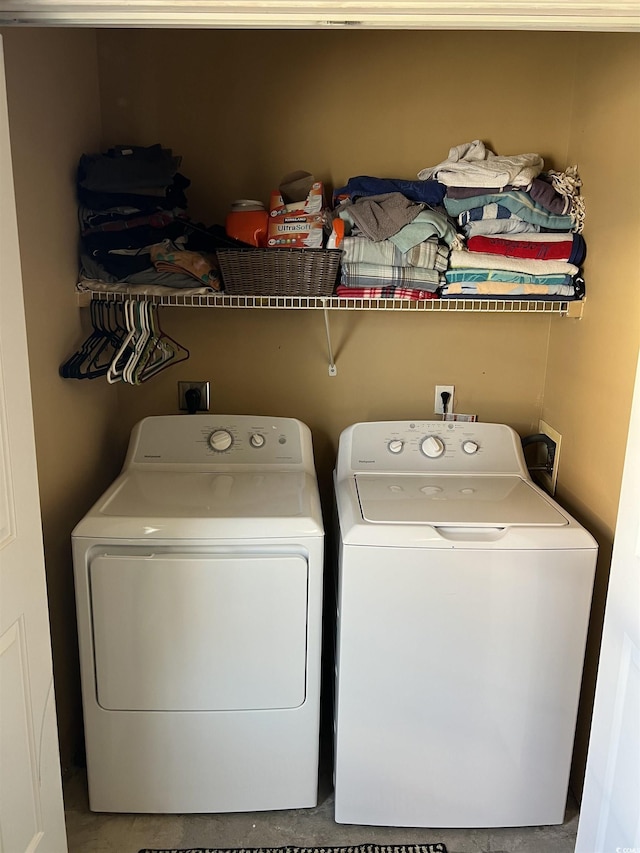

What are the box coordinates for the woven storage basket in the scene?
[217,247,341,297]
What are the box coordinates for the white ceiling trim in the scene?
[0,1,638,31]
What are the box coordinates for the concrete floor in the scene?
[63,763,580,853]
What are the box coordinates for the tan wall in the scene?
[97,27,585,484]
[546,33,640,533]
[1,28,124,770]
[543,32,640,794]
[116,308,552,506]
[97,29,578,223]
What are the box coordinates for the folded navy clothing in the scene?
[84,248,153,279]
[334,175,446,207]
[78,144,181,194]
[81,218,188,255]
[77,172,190,211]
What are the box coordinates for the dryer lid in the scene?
[102,470,312,518]
[73,469,324,539]
[354,474,568,527]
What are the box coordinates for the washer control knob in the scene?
[462,440,479,455]
[249,433,266,448]
[388,439,404,454]
[421,435,445,458]
[420,485,443,496]
[209,429,233,452]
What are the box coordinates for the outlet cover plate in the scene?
[538,419,562,495]
[434,385,455,415]
[178,380,210,412]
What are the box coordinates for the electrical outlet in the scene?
[178,381,210,412]
[538,419,562,495]
[434,385,455,415]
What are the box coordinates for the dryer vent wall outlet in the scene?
[178,381,210,412]
[538,419,562,495]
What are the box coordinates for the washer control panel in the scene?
[344,420,528,476]
[129,415,306,467]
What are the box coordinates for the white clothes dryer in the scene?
[333,420,597,829]
[72,415,324,814]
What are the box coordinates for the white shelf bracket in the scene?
[322,300,337,376]
[566,299,585,319]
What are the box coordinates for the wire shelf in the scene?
[77,289,581,316]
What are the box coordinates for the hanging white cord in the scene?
[322,300,337,377]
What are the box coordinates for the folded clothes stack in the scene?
[77,144,230,291]
[332,177,458,300]
[330,146,586,303]
[416,140,586,301]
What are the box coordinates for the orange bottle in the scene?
[225,200,268,247]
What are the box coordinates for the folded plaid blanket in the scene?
[341,262,443,290]
[341,236,449,270]
[336,284,438,300]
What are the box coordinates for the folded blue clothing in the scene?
[334,175,446,207]
[445,191,575,231]
[569,233,587,265]
[459,204,518,223]
[462,219,541,237]
[440,275,585,300]
[444,269,574,286]
[439,292,581,301]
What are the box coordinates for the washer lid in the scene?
[355,474,568,527]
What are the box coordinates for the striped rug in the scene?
[139,845,448,853]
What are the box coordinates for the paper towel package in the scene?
[267,173,325,248]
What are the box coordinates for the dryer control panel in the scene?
[339,420,529,477]
[124,415,311,470]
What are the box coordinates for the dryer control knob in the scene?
[209,429,233,452]
[388,439,404,454]
[250,433,265,448]
[421,435,445,458]
[462,440,479,455]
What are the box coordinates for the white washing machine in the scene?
[72,414,324,814]
[333,420,597,829]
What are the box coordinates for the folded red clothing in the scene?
[336,285,439,300]
[467,234,575,261]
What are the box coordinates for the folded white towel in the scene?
[449,249,579,276]
[418,140,544,188]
